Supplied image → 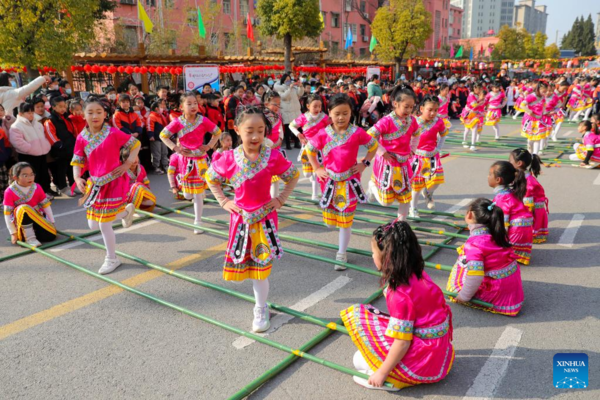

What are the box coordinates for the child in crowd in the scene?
[460,83,485,151]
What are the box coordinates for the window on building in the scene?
[359,48,366,57]
[146,0,156,6]
[322,12,326,27]
[240,0,248,17]
[123,26,137,48]
[164,0,174,8]
[210,33,219,46]
[360,24,366,38]
[224,33,232,48]
[332,41,339,55]
[187,10,197,26]
[345,0,352,12]
[360,1,366,13]
[223,0,231,14]
[331,13,339,28]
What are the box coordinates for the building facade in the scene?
[595,12,600,53]
[449,4,464,42]
[513,0,547,34]
[450,0,515,38]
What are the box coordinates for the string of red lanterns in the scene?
[71,64,287,75]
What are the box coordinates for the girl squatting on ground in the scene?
[289,94,330,200]
[366,86,419,221]
[206,105,299,333]
[306,94,378,268]
[71,96,139,274]
[159,92,221,234]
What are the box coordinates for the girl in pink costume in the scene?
[307,94,378,267]
[446,198,524,316]
[411,95,448,216]
[512,80,533,120]
[160,91,221,234]
[366,85,419,221]
[4,162,56,247]
[437,83,452,131]
[484,82,507,139]
[520,81,548,155]
[167,152,186,201]
[488,161,533,265]
[121,148,155,212]
[262,91,286,199]
[289,94,330,200]
[206,105,299,333]
[510,148,548,244]
[570,120,600,166]
[567,77,585,121]
[341,220,454,391]
[72,96,140,275]
[460,83,486,151]
[550,81,570,141]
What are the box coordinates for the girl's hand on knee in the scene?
[11,233,18,245]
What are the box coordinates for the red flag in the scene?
[480,44,484,55]
[246,14,255,42]
[437,38,441,49]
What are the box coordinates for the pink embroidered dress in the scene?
[446,226,524,316]
[581,83,594,110]
[3,183,56,241]
[293,112,330,176]
[367,113,419,205]
[268,113,286,183]
[552,90,568,123]
[307,125,378,228]
[341,271,454,389]
[567,84,584,112]
[167,153,186,200]
[412,117,448,192]
[437,95,452,130]
[523,173,548,244]
[542,92,559,135]
[160,114,221,194]
[484,91,506,126]
[520,93,546,141]
[206,145,299,281]
[460,93,485,132]
[126,164,156,211]
[71,125,140,222]
[514,86,532,112]
[493,186,534,265]
[574,132,600,163]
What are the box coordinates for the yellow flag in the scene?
[319,11,324,29]
[138,1,154,34]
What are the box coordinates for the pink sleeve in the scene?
[201,117,221,136]
[293,114,306,126]
[367,116,389,139]
[270,149,296,179]
[385,290,415,340]
[3,189,15,209]
[463,240,485,276]
[206,151,234,184]
[410,116,420,137]
[71,135,87,167]
[163,119,183,136]
[307,129,325,151]
[525,94,536,104]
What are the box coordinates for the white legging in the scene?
[339,227,352,254]
[410,184,440,211]
[87,210,127,259]
[463,128,478,146]
[309,175,320,198]
[353,350,373,375]
[184,192,204,224]
[252,278,269,308]
[397,202,410,221]
[528,140,541,155]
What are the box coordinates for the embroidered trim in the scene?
[80,125,110,156]
[383,113,413,140]
[509,217,533,227]
[470,227,489,236]
[241,206,271,225]
[302,112,327,131]
[326,168,354,182]
[322,125,356,157]
[485,261,518,279]
[279,164,299,183]
[415,149,439,157]
[230,145,271,189]
[385,317,414,335]
[414,315,450,339]
[71,154,86,167]
[466,260,485,273]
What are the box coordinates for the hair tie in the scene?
[487,201,496,211]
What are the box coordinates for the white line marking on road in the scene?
[54,208,86,218]
[462,326,523,400]
[593,172,600,185]
[557,214,585,248]
[50,220,160,252]
[232,276,352,350]
[298,177,310,183]
[434,198,472,221]
[563,130,574,137]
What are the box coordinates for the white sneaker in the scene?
[495,134,500,140]
[538,150,544,156]
[121,203,135,229]
[408,207,420,219]
[22,224,41,247]
[193,221,204,235]
[352,376,400,391]
[469,146,477,151]
[462,141,469,148]
[551,134,558,142]
[311,194,320,202]
[335,252,347,271]
[99,257,122,275]
[426,193,435,210]
[367,181,377,203]
[512,115,517,120]
[252,305,270,333]
[26,237,42,247]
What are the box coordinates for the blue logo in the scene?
[553,353,588,389]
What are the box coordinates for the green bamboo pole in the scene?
[446,151,581,165]
[56,229,350,335]
[0,203,194,263]
[445,137,571,152]
[16,241,398,389]
[291,189,466,219]
[155,204,456,272]
[136,209,491,307]
[229,231,454,398]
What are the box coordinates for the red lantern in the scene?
[117,66,125,73]
[91,65,100,74]
[133,66,141,73]
[84,64,92,72]
[176,67,183,74]
[99,65,108,73]
[124,66,134,74]
[156,66,164,74]
[140,66,148,74]
[70,66,77,72]
[107,66,117,74]
[148,66,156,73]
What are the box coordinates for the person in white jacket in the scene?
[9,102,53,197]
[0,73,50,116]
[274,74,304,150]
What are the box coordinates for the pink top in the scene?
[493,187,533,226]
[485,91,505,109]
[167,153,184,188]
[308,125,378,180]
[544,93,559,114]
[293,112,330,138]
[582,83,593,98]
[206,145,297,213]
[524,93,545,119]
[160,115,221,156]
[524,173,546,210]
[437,95,450,118]
[461,226,518,276]
[555,90,567,105]
[3,183,50,218]
[367,113,419,156]
[415,117,448,154]
[268,114,284,147]
[466,93,485,113]
[385,271,451,341]
[127,165,150,189]
[582,132,600,161]
[71,125,139,186]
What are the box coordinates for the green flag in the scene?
[198,7,206,39]
[454,45,463,58]
[369,35,377,53]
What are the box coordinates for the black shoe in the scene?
[294,143,302,149]
[47,189,60,197]
[285,146,292,150]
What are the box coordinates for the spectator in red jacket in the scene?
[147,99,169,174]
[67,99,86,136]
[205,94,225,131]
[113,94,143,137]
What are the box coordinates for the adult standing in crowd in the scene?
[275,74,304,150]
[367,74,383,99]
[0,73,50,116]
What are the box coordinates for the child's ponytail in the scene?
[510,148,542,177]
[468,198,511,248]
[491,160,526,201]
[513,169,527,201]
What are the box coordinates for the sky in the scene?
[543,0,599,44]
